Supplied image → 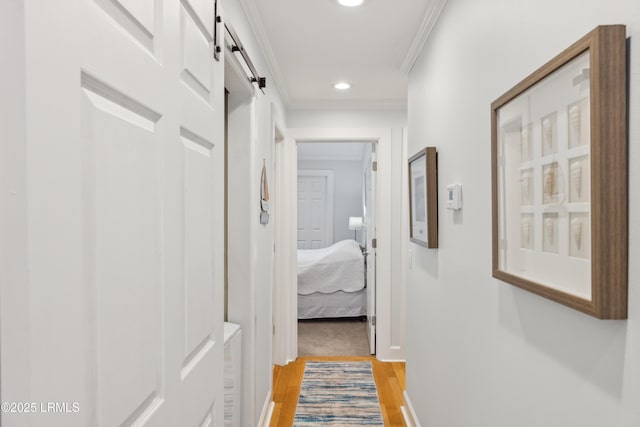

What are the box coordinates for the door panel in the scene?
[93,0,158,54]
[180,5,213,98]
[115,0,156,35]
[81,77,163,426]
[175,0,224,425]
[182,129,216,370]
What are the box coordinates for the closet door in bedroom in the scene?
[297,171,334,249]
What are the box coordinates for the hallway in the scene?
[2,1,639,426]
[269,356,406,426]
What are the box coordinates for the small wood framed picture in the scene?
[408,147,438,248]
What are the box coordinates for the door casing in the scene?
[273,127,398,363]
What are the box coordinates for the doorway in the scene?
[273,126,398,365]
[296,142,375,356]
[224,41,257,425]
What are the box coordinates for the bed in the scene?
[297,239,366,319]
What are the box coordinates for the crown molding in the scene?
[298,154,364,162]
[239,0,438,109]
[400,0,448,74]
[239,0,291,105]
[287,98,407,111]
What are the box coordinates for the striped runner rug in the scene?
[294,361,384,426]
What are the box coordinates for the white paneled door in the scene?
[297,171,334,249]
[3,1,224,426]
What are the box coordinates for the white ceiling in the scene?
[239,0,447,110]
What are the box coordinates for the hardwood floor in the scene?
[270,356,406,426]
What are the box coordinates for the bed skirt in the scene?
[297,289,367,319]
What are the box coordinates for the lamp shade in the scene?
[348,216,363,230]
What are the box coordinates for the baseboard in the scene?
[257,392,274,427]
[401,390,421,427]
[376,357,407,362]
[376,346,406,362]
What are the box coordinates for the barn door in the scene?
[2,1,225,426]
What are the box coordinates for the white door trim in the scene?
[225,35,260,425]
[274,127,395,361]
[297,169,334,248]
[365,151,377,354]
[273,135,298,366]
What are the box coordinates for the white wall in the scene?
[297,159,363,244]
[406,0,640,426]
[289,109,408,359]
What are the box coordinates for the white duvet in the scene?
[297,239,365,295]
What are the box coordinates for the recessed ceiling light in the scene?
[338,0,364,7]
[334,82,351,90]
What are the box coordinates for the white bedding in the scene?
[297,239,365,295]
[298,290,367,319]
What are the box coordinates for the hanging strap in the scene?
[261,160,269,211]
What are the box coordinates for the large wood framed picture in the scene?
[491,25,627,319]
[409,147,438,248]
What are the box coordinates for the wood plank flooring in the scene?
[270,356,406,426]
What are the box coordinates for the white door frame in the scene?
[273,127,395,362]
[273,133,297,366]
[224,38,261,425]
[364,150,377,354]
[296,169,334,248]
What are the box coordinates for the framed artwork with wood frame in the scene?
[491,25,627,319]
[409,147,438,248]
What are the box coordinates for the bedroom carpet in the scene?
[298,318,370,356]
